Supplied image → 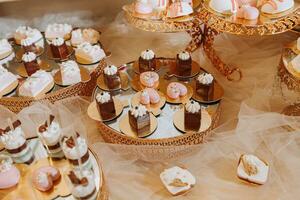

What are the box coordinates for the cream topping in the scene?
[61,60,80,74]
[0,156,13,173]
[45,23,72,39]
[71,170,95,198]
[96,92,111,104]
[0,127,26,150]
[104,65,118,75]
[185,100,201,114]
[0,39,12,53]
[40,122,61,146]
[141,49,155,60]
[22,52,36,62]
[21,37,34,47]
[23,70,53,90]
[15,26,42,43]
[76,42,105,62]
[178,51,191,61]
[62,137,88,160]
[197,73,214,85]
[130,105,147,118]
[51,37,64,46]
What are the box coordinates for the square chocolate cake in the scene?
[129,105,150,136]
[103,65,121,90]
[50,37,69,60]
[184,100,201,131]
[138,49,156,73]
[196,73,214,101]
[176,51,192,77]
[96,92,116,120]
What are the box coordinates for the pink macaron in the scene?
[0,164,20,189]
[140,71,159,88]
[141,88,160,105]
[167,82,187,99]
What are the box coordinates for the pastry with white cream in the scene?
[75,42,106,64]
[60,60,82,86]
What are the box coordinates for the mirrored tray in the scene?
[0,33,108,113]
[198,0,300,36]
[92,57,222,146]
[123,0,202,32]
[0,137,108,200]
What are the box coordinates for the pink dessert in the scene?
[167,82,187,99]
[140,88,160,105]
[0,156,20,189]
[32,166,61,192]
[237,5,259,20]
[140,71,159,88]
[135,0,153,14]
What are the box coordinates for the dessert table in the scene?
[0,0,299,199]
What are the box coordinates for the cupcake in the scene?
[0,65,18,95]
[71,28,100,47]
[14,26,44,48]
[176,51,192,77]
[38,115,64,158]
[75,42,106,64]
[184,100,201,131]
[103,65,121,90]
[45,23,72,41]
[96,92,116,120]
[49,37,69,60]
[129,105,150,136]
[62,134,92,170]
[22,52,40,76]
[68,169,97,200]
[0,155,20,189]
[0,120,34,164]
[0,39,13,60]
[138,49,156,73]
[196,73,214,101]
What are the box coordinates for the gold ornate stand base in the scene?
[278,58,300,92]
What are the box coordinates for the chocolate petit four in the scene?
[176,51,192,76]
[184,100,201,131]
[38,115,64,158]
[0,120,35,164]
[103,65,121,90]
[96,92,116,120]
[22,52,40,76]
[129,105,150,136]
[50,37,69,60]
[139,49,156,73]
[62,134,92,170]
[68,169,97,200]
[196,73,214,101]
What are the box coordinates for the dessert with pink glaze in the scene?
[0,155,20,189]
[139,71,159,88]
[135,0,153,14]
[140,88,160,105]
[32,166,61,192]
[167,82,187,99]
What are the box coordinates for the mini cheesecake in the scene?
[22,52,40,76]
[196,73,214,101]
[0,120,34,164]
[129,105,150,136]
[184,100,201,131]
[68,169,97,200]
[139,49,156,73]
[103,65,121,90]
[50,37,69,60]
[38,115,64,158]
[96,92,116,120]
[176,51,192,77]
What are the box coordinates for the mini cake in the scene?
[45,23,73,41]
[196,73,214,101]
[19,70,53,97]
[62,134,92,170]
[184,100,201,131]
[129,105,151,136]
[103,65,121,90]
[176,51,192,76]
[14,26,44,47]
[237,5,259,20]
[60,60,82,85]
[22,52,40,76]
[260,0,294,14]
[0,155,20,189]
[0,120,34,164]
[237,154,269,185]
[75,42,106,64]
[140,88,160,105]
[38,115,64,158]
[167,1,193,18]
[0,39,13,60]
[50,37,69,60]
[135,0,153,14]
[139,71,159,88]
[71,28,100,47]
[32,166,61,192]
[96,92,116,120]
[160,166,196,196]
[0,65,18,95]
[166,82,187,99]
[139,49,156,73]
[291,55,300,73]
[68,169,97,200]
[21,37,39,53]
[209,0,238,14]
